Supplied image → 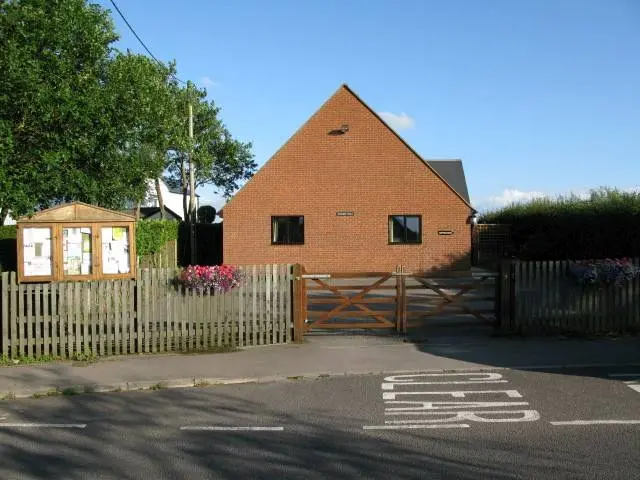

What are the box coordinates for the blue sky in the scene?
[96,0,640,211]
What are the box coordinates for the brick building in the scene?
[222,84,475,273]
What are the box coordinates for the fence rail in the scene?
[0,265,293,359]
[497,258,640,334]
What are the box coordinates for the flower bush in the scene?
[569,258,640,286]
[178,265,244,293]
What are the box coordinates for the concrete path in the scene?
[0,332,638,398]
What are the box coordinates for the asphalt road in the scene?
[1,366,639,479]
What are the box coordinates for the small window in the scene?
[389,215,422,244]
[272,216,304,245]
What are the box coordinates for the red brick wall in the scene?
[223,85,472,274]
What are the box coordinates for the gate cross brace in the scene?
[307,274,394,330]
[413,275,493,324]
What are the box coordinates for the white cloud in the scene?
[475,185,640,212]
[199,76,219,89]
[475,189,547,211]
[377,111,415,131]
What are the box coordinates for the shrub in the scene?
[178,265,244,293]
[136,220,179,256]
[569,258,640,286]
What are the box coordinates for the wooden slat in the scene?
[34,284,41,357]
[304,272,392,279]
[9,273,18,358]
[258,265,264,345]
[128,279,135,355]
[1,273,8,356]
[165,275,172,352]
[285,265,292,343]
[64,282,72,358]
[143,269,151,354]
[89,282,96,356]
[265,265,271,344]
[215,287,222,347]
[237,273,244,348]
[18,282,25,357]
[202,286,210,349]
[278,265,286,343]
[51,281,58,357]
[307,322,391,329]
[251,265,258,346]
[42,283,50,356]
[306,310,394,318]
[306,284,397,291]
[307,297,396,305]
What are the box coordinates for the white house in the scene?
[141,179,199,221]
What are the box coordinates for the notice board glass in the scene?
[22,227,53,277]
[101,226,131,274]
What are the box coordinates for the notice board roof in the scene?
[17,202,136,224]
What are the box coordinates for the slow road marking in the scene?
[366,372,540,430]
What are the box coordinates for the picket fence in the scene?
[0,265,293,359]
[497,258,640,334]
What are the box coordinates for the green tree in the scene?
[0,0,174,220]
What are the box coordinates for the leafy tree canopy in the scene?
[0,0,255,223]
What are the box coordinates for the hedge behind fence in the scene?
[479,188,640,260]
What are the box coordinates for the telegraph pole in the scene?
[188,88,197,265]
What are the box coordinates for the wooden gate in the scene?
[292,265,497,339]
[396,268,497,332]
[294,267,402,335]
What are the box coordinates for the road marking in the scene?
[0,423,87,428]
[373,372,541,428]
[551,420,640,426]
[363,424,469,430]
[180,426,285,431]
[608,373,640,393]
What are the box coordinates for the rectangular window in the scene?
[272,216,304,245]
[389,215,422,244]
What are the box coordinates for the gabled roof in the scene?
[424,160,470,204]
[17,202,136,223]
[124,206,182,220]
[340,84,473,211]
[224,84,474,212]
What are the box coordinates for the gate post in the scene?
[395,266,408,334]
[496,258,515,331]
[292,264,306,343]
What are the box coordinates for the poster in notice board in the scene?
[101,226,130,274]
[22,227,53,276]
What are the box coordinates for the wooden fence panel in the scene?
[499,258,640,335]
[1,265,294,358]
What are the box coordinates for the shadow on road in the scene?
[0,385,592,479]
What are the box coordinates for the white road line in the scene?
[363,424,469,430]
[625,383,640,393]
[550,420,640,426]
[0,423,87,428]
[180,426,285,431]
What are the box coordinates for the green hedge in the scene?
[479,188,640,260]
[135,219,180,257]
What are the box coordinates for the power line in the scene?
[108,0,187,84]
